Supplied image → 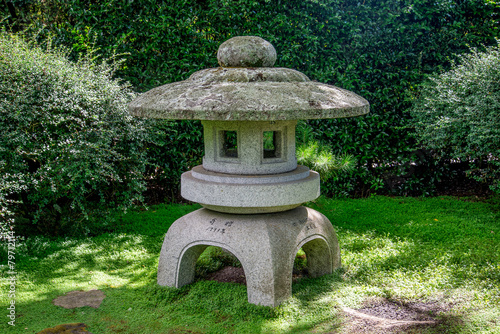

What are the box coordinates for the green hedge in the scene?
[0,31,149,235]
[2,0,499,198]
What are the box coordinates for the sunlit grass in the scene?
[1,196,499,333]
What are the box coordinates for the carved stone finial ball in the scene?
[217,36,277,68]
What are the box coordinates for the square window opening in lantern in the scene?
[221,130,238,158]
[263,131,281,159]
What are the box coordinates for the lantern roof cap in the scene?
[129,36,369,121]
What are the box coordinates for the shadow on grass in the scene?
[7,230,339,333]
[3,230,274,333]
[309,196,500,290]
[11,268,276,333]
[4,197,499,333]
[5,235,478,334]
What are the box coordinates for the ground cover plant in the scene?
[1,196,498,333]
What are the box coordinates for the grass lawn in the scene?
[1,196,499,333]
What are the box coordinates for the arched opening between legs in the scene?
[294,236,334,279]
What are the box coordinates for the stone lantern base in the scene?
[157,206,341,307]
[181,165,320,214]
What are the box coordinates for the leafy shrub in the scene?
[0,166,26,238]
[0,31,149,236]
[410,41,500,194]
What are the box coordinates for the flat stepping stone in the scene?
[37,323,92,334]
[53,290,105,309]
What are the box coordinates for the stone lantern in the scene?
[129,36,369,306]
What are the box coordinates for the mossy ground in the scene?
[1,196,499,333]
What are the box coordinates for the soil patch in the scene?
[205,265,309,285]
[357,299,442,321]
[342,298,453,334]
[205,268,457,333]
[206,266,246,285]
[37,323,93,334]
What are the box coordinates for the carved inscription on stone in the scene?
[305,222,317,231]
[294,217,317,231]
[206,218,233,235]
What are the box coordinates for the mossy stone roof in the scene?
[129,36,369,121]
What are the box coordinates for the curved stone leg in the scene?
[157,206,341,307]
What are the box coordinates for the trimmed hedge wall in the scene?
[2,0,499,198]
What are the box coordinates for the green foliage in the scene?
[297,145,355,185]
[0,31,148,236]
[295,121,357,197]
[2,0,499,198]
[296,121,356,195]
[142,119,203,203]
[297,141,356,181]
[0,165,26,238]
[410,41,500,193]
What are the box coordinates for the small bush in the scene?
[0,31,149,236]
[297,142,356,182]
[410,40,500,193]
[296,120,356,195]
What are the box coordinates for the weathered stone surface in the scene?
[37,323,93,334]
[191,164,310,184]
[157,206,341,307]
[129,35,367,307]
[202,120,297,175]
[190,67,309,83]
[181,166,320,214]
[129,37,369,121]
[53,290,105,309]
[129,77,369,121]
[217,36,276,67]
